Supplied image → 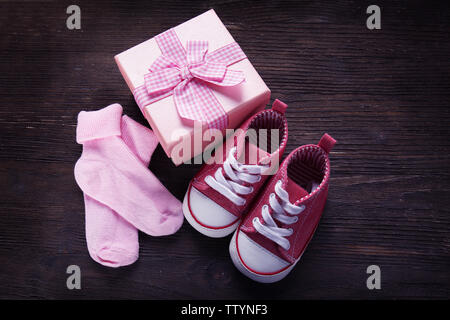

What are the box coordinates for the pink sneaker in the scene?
[229,134,336,282]
[182,100,289,238]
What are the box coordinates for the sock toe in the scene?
[95,246,139,268]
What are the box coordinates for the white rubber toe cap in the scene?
[236,231,290,274]
[188,186,238,228]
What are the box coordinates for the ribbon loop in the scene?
[186,40,209,64]
[144,68,181,96]
[190,60,227,82]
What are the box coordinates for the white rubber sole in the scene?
[229,230,298,283]
[182,191,240,238]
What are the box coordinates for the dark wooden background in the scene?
[0,0,449,299]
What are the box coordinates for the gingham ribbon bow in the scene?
[133,29,247,129]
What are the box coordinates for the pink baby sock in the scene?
[83,196,139,267]
[74,104,184,267]
[82,113,158,267]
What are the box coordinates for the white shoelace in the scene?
[205,147,269,206]
[253,180,305,251]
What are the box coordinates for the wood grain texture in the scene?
[0,0,449,299]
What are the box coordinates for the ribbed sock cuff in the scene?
[76,104,123,144]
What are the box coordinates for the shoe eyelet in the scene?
[288,228,293,234]
[256,175,262,182]
[249,186,254,193]
[293,217,299,223]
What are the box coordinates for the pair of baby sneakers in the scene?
[182,100,336,283]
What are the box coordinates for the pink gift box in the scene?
[115,9,270,165]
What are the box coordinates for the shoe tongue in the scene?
[285,177,309,203]
[237,140,270,165]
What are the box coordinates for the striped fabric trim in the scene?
[246,110,288,154]
[284,145,331,203]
